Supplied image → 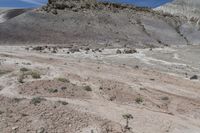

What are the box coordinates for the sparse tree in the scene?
[122,114,133,130]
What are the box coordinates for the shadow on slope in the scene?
[0,9,30,23]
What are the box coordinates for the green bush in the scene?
[161,96,169,101]
[135,97,143,104]
[57,101,68,105]
[18,74,25,83]
[20,67,29,72]
[30,97,46,105]
[31,71,41,79]
[84,85,92,91]
[48,88,58,93]
[57,78,70,83]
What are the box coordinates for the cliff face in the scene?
[156,0,200,19]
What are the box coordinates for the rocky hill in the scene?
[0,0,199,47]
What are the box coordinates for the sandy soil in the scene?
[0,45,200,133]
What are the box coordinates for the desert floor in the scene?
[0,45,200,133]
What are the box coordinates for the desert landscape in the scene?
[0,0,200,133]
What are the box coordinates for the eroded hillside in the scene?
[0,0,199,47]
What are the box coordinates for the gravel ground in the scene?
[0,45,200,133]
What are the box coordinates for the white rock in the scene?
[12,126,19,130]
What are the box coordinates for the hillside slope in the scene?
[0,1,199,46]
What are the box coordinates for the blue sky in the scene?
[0,0,172,8]
[0,0,47,8]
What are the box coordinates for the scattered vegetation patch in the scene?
[20,67,29,72]
[18,69,41,83]
[30,71,41,79]
[21,113,29,117]
[57,101,68,105]
[0,69,11,76]
[161,96,169,101]
[135,97,143,104]
[18,73,26,83]
[84,85,92,91]
[0,110,4,115]
[18,80,91,99]
[116,49,122,54]
[30,97,46,105]
[48,88,58,93]
[32,46,45,51]
[0,86,2,91]
[57,78,70,83]
[69,48,80,53]
[61,86,67,90]
[12,98,24,103]
[150,78,155,81]
[109,96,116,101]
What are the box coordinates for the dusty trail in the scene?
[0,46,200,133]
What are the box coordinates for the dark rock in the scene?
[134,65,139,69]
[116,49,122,54]
[95,48,99,51]
[150,78,155,81]
[109,96,116,101]
[72,7,79,12]
[58,101,68,105]
[123,48,137,54]
[52,50,57,53]
[52,47,58,53]
[84,47,90,51]
[33,46,45,51]
[69,48,80,53]
[161,96,169,101]
[61,86,67,90]
[190,75,198,80]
